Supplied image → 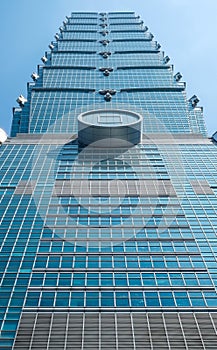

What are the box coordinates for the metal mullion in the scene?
[29,313,38,350]
[162,313,172,350]
[46,312,54,350]
[193,313,206,350]
[130,312,137,350]
[81,312,85,350]
[114,312,119,350]
[63,312,69,350]
[146,313,154,350]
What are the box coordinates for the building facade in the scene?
[1,11,217,349]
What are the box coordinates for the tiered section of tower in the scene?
[2,12,217,350]
[11,12,207,137]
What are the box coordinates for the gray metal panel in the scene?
[14,180,37,195]
[54,179,177,197]
[191,180,214,195]
[13,312,217,349]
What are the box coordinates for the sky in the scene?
[0,0,216,136]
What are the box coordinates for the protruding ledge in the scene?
[212,131,217,143]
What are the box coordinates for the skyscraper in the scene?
[1,11,217,349]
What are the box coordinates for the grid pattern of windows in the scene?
[29,90,191,134]
[65,24,144,31]
[71,13,98,17]
[51,52,163,66]
[62,31,150,40]
[33,254,206,270]
[24,290,217,309]
[66,24,98,31]
[109,19,142,24]
[62,32,99,40]
[108,24,144,31]
[36,240,199,254]
[0,10,216,349]
[57,41,98,51]
[42,67,174,89]
[29,271,213,288]
[68,19,98,24]
[29,90,95,133]
[57,40,155,51]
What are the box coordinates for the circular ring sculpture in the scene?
[78,109,143,147]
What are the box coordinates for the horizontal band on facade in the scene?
[27,286,215,291]
[117,65,171,70]
[45,214,185,218]
[57,38,152,43]
[22,307,217,312]
[50,203,181,207]
[43,65,97,70]
[32,268,208,272]
[61,28,147,32]
[43,226,189,230]
[66,22,144,26]
[53,195,177,199]
[58,39,98,42]
[31,87,96,92]
[114,50,160,54]
[39,238,194,242]
[61,29,99,33]
[42,65,171,70]
[6,133,211,145]
[121,87,185,92]
[36,252,200,256]
[0,185,16,189]
[113,38,152,42]
[52,50,97,54]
